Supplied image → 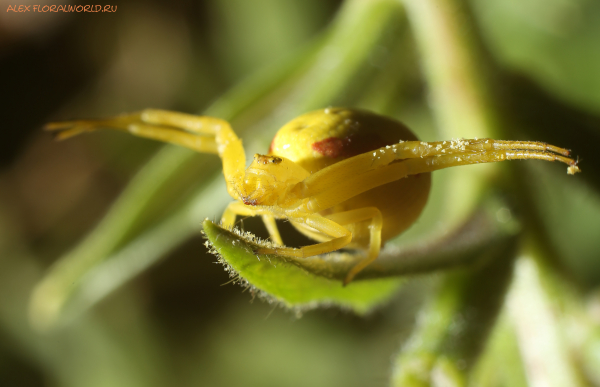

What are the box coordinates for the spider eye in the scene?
[254,154,282,165]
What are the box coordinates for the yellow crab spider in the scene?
[46,107,580,284]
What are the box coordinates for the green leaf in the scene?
[522,162,600,285]
[202,189,518,314]
[470,315,529,387]
[507,253,588,387]
[471,0,600,115]
[202,220,402,314]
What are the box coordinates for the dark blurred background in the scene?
[2,0,600,386]
[2,2,403,386]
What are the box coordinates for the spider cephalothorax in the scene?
[47,108,580,283]
[238,154,309,207]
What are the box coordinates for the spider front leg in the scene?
[46,109,246,197]
[298,138,580,213]
[221,201,284,246]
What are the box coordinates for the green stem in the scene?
[402,0,503,226]
[401,0,499,138]
[507,246,587,387]
[469,315,529,387]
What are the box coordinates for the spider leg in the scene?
[391,138,572,159]
[295,139,576,201]
[261,215,284,246]
[325,207,383,284]
[45,112,218,153]
[294,140,578,213]
[46,109,246,199]
[220,202,283,246]
[221,201,258,228]
[256,213,352,261]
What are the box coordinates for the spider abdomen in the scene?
[269,108,431,247]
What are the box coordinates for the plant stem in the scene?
[402,0,502,226]
[391,239,516,386]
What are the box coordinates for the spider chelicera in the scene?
[46,107,580,284]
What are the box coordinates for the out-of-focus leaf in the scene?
[0,206,166,387]
[390,238,516,387]
[202,220,402,314]
[210,0,329,82]
[471,0,600,114]
[522,162,600,285]
[519,243,600,386]
[470,315,529,387]
[184,301,378,387]
[508,254,587,387]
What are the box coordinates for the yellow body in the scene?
[269,108,430,248]
[46,107,579,284]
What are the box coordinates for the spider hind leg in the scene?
[326,207,383,285]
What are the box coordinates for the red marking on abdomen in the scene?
[312,134,388,158]
[311,137,345,158]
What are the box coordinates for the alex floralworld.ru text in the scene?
[6,4,117,12]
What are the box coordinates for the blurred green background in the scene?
[2,0,600,386]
